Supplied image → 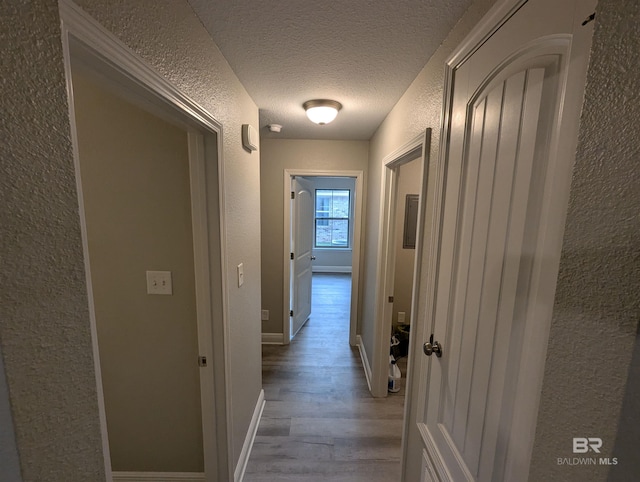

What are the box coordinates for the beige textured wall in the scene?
[392,157,421,326]
[0,2,107,480]
[260,139,369,336]
[1,0,261,477]
[529,1,640,480]
[73,71,203,472]
[0,345,21,480]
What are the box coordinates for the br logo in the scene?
[573,437,602,454]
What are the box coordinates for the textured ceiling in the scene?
[188,0,473,140]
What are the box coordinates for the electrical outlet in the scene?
[398,311,406,324]
[261,309,269,321]
[146,271,172,295]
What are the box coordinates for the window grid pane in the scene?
[315,189,350,248]
[315,219,349,247]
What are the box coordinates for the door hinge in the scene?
[291,191,295,199]
[290,252,294,260]
[198,356,207,367]
[290,310,294,317]
[388,296,394,303]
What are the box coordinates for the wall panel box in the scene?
[242,124,258,151]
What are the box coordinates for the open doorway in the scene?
[61,4,232,479]
[289,176,357,340]
[71,65,210,477]
[371,131,430,399]
[388,158,423,394]
[283,170,364,347]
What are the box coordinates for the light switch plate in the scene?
[146,271,172,295]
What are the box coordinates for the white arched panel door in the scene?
[407,0,597,480]
[291,177,314,338]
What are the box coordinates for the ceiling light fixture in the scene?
[303,99,342,125]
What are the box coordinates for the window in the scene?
[315,189,350,248]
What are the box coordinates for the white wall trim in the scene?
[371,132,429,398]
[312,266,352,273]
[59,9,113,476]
[234,389,265,482]
[446,0,527,68]
[112,473,204,482]
[261,333,284,345]
[356,335,373,393]
[381,135,424,168]
[187,132,228,481]
[59,0,223,134]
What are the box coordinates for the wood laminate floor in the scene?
[244,273,407,481]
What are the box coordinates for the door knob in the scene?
[423,334,443,358]
[310,256,316,260]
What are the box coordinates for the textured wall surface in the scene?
[530,1,640,481]
[260,139,369,335]
[0,1,107,480]
[1,0,262,477]
[73,0,263,469]
[0,345,22,481]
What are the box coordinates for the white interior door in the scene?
[410,0,596,480]
[291,176,314,338]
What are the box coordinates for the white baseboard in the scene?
[261,332,284,344]
[312,266,352,273]
[356,335,372,393]
[113,391,267,482]
[112,473,204,481]
[234,389,265,482]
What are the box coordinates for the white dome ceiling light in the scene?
[303,99,342,125]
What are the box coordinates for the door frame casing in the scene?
[402,0,597,479]
[59,1,233,480]
[283,169,365,346]
[371,132,430,398]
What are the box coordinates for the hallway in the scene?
[244,273,405,481]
